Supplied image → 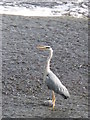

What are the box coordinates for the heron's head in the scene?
[37,45,52,51]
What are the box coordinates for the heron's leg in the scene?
[52,91,56,110]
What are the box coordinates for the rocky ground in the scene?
[2,15,88,118]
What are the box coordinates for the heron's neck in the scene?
[46,48,53,73]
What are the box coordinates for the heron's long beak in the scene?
[37,46,47,50]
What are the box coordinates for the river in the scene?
[0,0,89,18]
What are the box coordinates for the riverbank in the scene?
[2,15,88,118]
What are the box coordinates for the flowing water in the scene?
[0,0,89,18]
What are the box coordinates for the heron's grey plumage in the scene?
[45,70,70,99]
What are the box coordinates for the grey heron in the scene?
[37,45,70,110]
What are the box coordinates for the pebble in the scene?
[43,100,53,107]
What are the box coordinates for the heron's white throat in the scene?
[46,48,53,73]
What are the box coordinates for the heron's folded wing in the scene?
[45,71,70,99]
[45,72,60,93]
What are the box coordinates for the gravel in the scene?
[2,15,88,118]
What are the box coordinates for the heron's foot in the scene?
[52,91,56,110]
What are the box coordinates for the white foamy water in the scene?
[0,1,88,18]
[0,6,53,16]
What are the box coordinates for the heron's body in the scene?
[37,45,70,110]
[46,70,70,99]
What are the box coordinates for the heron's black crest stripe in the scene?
[46,46,50,49]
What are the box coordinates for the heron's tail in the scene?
[61,93,70,99]
[59,86,70,99]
